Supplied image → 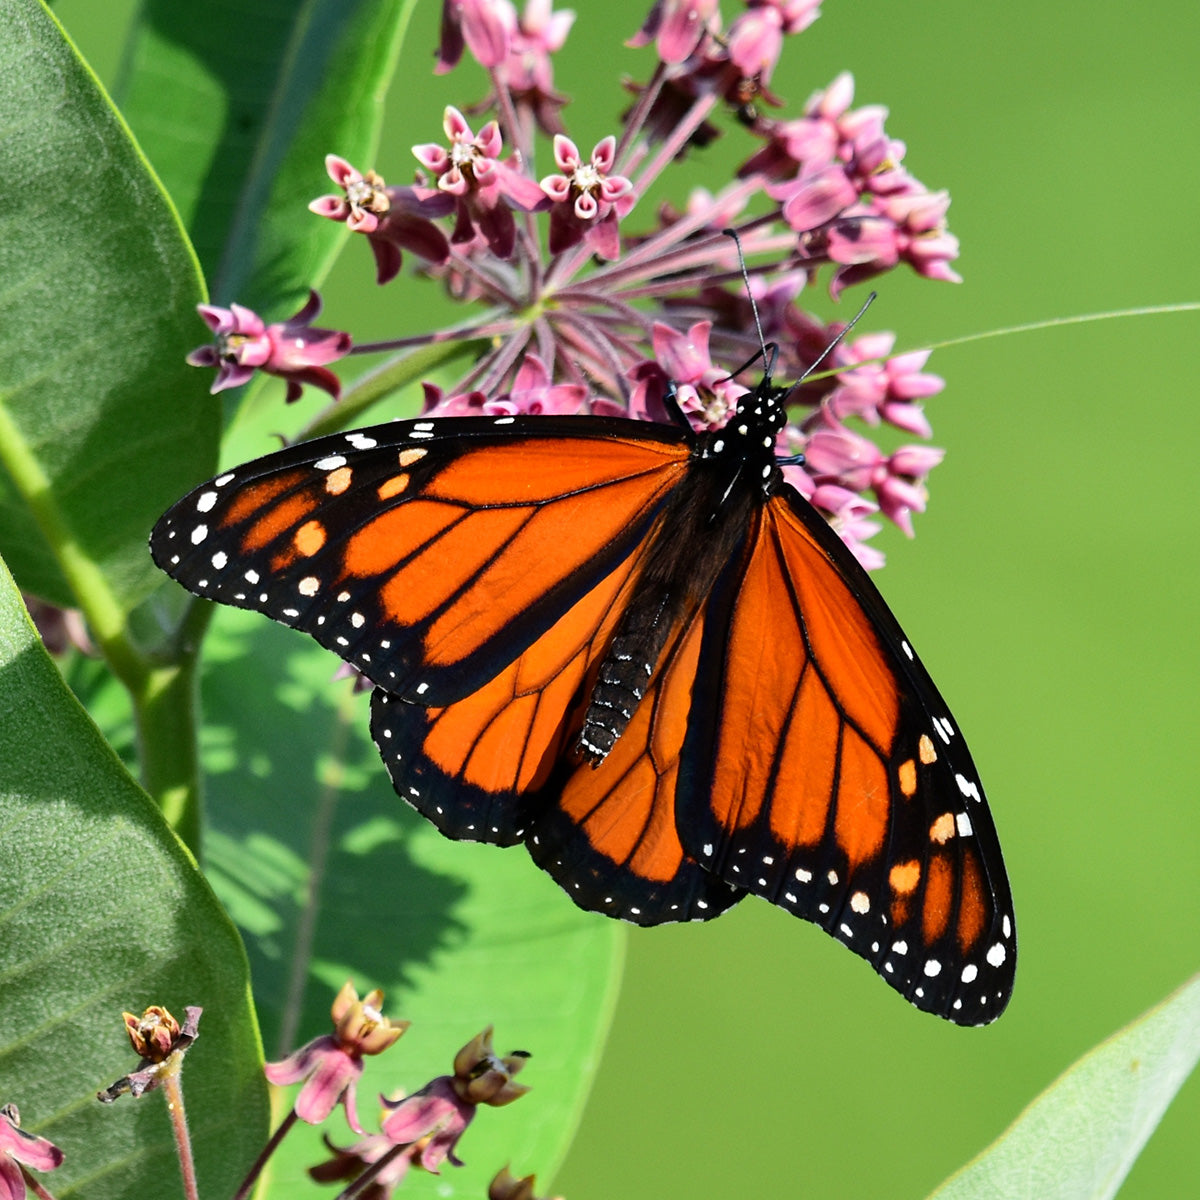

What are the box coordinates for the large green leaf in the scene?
[0,554,268,1199]
[930,975,1200,1200]
[0,0,218,613]
[199,606,624,1196]
[115,0,417,316]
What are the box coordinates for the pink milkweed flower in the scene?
[309,1123,416,1199]
[0,1104,63,1200]
[823,190,961,295]
[379,1026,529,1172]
[423,354,591,416]
[805,426,943,537]
[436,0,517,73]
[726,0,821,87]
[628,321,747,429]
[309,156,452,285]
[629,0,719,64]
[828,332,943,434]
[499,0,576,135]
[264,982,408,1134]
[413,107,546,258]
[187,291,352,402]
[540,135,634,258]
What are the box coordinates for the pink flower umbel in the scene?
[288,0,969,564]
[187,291,351,402]
[0,1105,63,1200]
[265,982,408,1134]
[378,1027,529,1172]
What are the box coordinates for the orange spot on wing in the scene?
[398,448,427,467]
[377,474,409,500]
[325,466,353,494]
[889,860,921,895]
[918,734,937,764]
[929,812,955,844]
[294,519,326,557]
[957,849,986,952]
[898,758,917,797]
[241,492,320,553]
[922,853,953,943]
[220,470,306,528]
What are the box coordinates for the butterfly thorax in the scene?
[578,377,789,765]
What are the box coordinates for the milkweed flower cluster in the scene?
[257,985,534,1198]
[188,0,962,566]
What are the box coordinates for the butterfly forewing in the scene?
[150,416,690,704]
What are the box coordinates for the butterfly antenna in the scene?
[795,291,877,384]
[724,228,776,380]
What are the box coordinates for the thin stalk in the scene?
[160,1057,199,1200]
[231,1110,299,1200]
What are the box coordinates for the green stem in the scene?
[0,401,212,850]
[131,654,204,854]
[0,401,150,691]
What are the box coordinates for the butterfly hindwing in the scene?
[150,415,691,704]
[675,489,1016,1023]
[368,547,645,845]
[372,540,742,923]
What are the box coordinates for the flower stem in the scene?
[161,1055,199,1200]
[335,1143,409,1200]
[231,1110,299,1200]
[18,1167,58,1200]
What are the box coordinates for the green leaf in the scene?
[200,607,624,1196]
[115,0,418,316]
[0,554,268,1199]
[0,0,218,615]
[929,975,1200,1200]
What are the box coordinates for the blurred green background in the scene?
[53,0,1200,1196]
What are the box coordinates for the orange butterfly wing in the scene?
[151,416,690,703]
[673,491,1016,1021]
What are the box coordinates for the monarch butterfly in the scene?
[150,358,1015,1025]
